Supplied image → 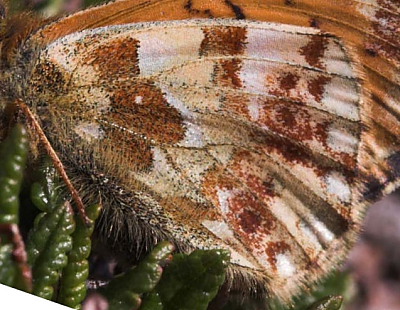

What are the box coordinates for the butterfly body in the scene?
[0,0,399,303]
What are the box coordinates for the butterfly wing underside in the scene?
[28,19,366,299]
[33,0,400,196]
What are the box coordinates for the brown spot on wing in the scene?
[106,80,185,144]
[307,76,331,102]
[213,58,243,88]
[270,72,300,98]
[268,103,328,143]
[89,37,140,81]
[238,209,262,234]
[299,35,329,69]
[266,241,290,270]
[229,192,277,241]
[202,166,277,244]
[200,26,247,56]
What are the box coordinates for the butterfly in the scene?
[0,0,399,303]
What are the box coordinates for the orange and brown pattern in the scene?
[1,0,399,304]
[23,19,363,300]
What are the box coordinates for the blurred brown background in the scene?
[347,191,400,310]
